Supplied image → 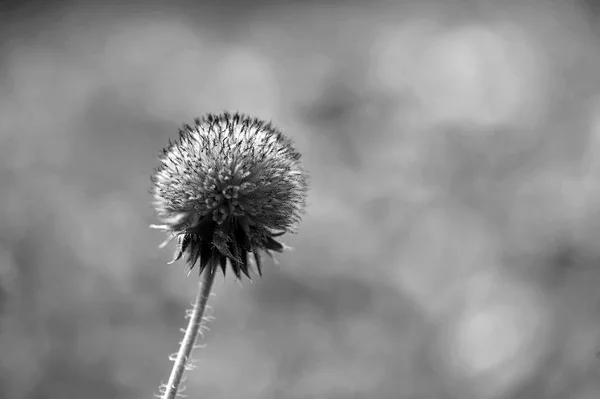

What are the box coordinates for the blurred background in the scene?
[2,0,600,398]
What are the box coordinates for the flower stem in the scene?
[161,268,216,399]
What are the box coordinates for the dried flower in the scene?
[151,112,308,279]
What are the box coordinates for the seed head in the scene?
[151,112,308,279]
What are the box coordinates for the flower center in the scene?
[205,184,243,224]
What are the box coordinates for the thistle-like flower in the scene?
[151,112,308,279]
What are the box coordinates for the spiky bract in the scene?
[151,112,308,279]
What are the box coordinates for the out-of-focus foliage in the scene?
[1,0,600,398]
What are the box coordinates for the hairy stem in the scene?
[161,269,216,399]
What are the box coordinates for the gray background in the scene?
[1,0,600,398]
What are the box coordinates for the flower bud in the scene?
[151,112,308,279]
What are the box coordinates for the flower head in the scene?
[151,112,308,279]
